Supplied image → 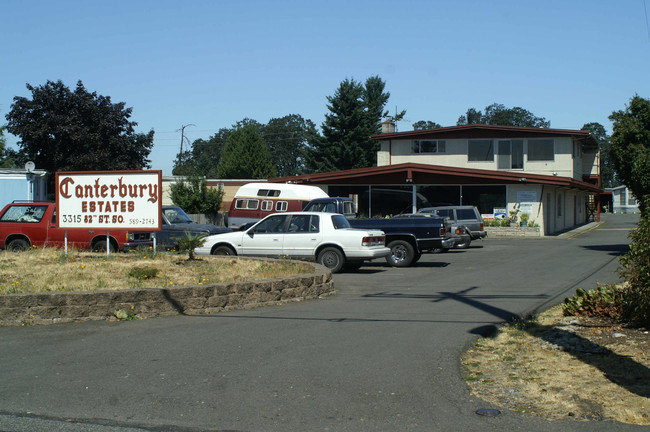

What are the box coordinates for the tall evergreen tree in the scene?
[307,77,399,172]
[216,123,276,179]
[305,79,369,172]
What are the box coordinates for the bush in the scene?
[617,215,650,326]
[562,285,623,319]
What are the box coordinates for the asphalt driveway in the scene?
[0,213,646,432]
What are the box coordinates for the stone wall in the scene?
[485,226,542,238]
[0,263,334,326]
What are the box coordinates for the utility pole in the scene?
[178,124,196,155]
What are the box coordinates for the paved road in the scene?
[0,213,646,432]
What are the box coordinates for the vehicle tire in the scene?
[386,240,416,267]
[7,238,30,252]
[317,247,345,273]
[211,245,236,256]
[455,238,472,249]
[93,239,117,253]
[411,252,422,264]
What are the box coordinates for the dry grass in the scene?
[0,247,313,294]
[462,305,650,425]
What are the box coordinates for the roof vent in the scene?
[381,120,395,134]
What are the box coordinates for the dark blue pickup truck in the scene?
[303,197,455,267]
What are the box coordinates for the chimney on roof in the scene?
[381,120,395,134]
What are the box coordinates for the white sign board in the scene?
[56,171,162,230]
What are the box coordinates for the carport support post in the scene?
[64,230,68,255]
[106,231,110,257]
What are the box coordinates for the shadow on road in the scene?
[580,244,630,256]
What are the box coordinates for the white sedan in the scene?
[194,212,390,273]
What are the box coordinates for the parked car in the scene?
[154,205,231,250]
[303,197,456,265]
[417,205,487,248]
[194,212,390,273]
[0,202,152,252]
[393,213,472,250]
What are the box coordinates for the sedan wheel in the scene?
[212,245,236,256]
[317,247,344,273]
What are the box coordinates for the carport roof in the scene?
[269,163,603,193]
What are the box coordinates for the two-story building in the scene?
[270,123,602,236]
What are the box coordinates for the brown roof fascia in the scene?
[269,163,602,193]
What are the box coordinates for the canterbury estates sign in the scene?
[56,171,162,230]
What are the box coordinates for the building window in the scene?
[497,140,524,169]
[412,140,446,154]
[628,194,637,206]
[528,139,554,161]
[468,140,494,162]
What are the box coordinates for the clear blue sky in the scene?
[3,0,650,175]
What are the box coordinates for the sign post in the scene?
[55,170,162,255]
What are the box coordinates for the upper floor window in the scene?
[412,140,446,154]
[468,140,494,162]
[528,139,554,161]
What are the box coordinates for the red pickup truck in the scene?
[0,202,152,252]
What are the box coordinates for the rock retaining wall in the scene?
[0,263,334,326]
[485,226,542,238]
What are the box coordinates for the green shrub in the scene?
[176,232,207,260]
[128,266,160,280]
[617,215,650,326]
[562,285,622,319]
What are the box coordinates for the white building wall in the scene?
[379,137,577,178]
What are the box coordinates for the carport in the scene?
[270,163,602,235]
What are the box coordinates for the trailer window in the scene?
[257,189,281,197]
[276,201,288,211]
[261,200,273,211]
[235,199,259,210]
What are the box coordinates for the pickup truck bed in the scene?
[349,217,454,267]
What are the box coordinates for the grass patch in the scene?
[0,247,314,295]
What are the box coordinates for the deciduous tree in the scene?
[581,122,618,189]
[216,123,276,179]
[412,120,442,130]
[609,95,650,215]
[263,114,317,177]
[457,103,550,128]
[5,80,154,174]
[168,175,224,217]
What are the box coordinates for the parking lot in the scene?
[0,213,644,432]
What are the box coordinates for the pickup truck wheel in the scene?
[386,240,415,267]
[7,239,30,252]
[317,247,344,273]
[212,245,236,256]
[93,240,117,253]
